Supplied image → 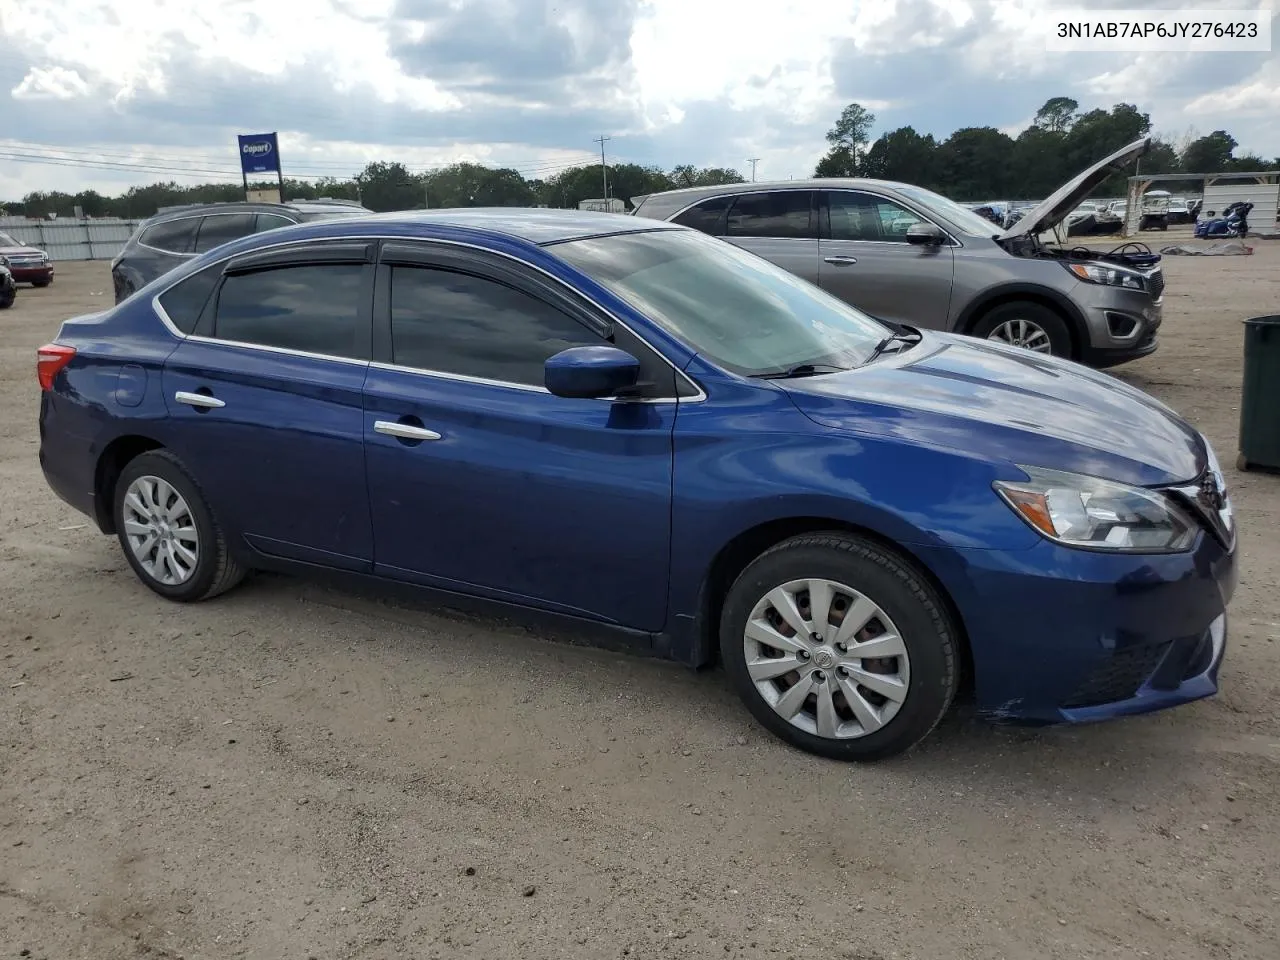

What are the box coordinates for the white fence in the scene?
[0,217,143,262]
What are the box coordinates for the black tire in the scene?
[113,450,246,602]
[970,300,1073,358]
[0,287,13,310]
[32,279,51,288]
[719,532,960,762]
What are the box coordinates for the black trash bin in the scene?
[1238,315,1280,471]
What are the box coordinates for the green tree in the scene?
[354,161,424,212]
[1180,130,1238,173]
[667,164,744,189]
[860,127,939,186]
[935,127,1015,199]
[814,102,876,177]
[1033,96,1079,133]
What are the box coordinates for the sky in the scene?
[1,0,1278,199]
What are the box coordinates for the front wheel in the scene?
[0,285,13,309]
[114,450,246,602]
[970,301,1073,358]
[720,533,960,762]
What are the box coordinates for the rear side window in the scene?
[725,191,815,239]
[139,218,198,254]
[672,196,731,235]
[193,214,258,253]
[389,266,600,386]
[213,264,366,359]
[254,213,296,233]
[155,265,221,334]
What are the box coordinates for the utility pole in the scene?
[594,135,611,202]
[747,157,761,182]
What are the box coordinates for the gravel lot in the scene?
[3,246,1279,960]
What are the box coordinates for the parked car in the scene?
[0,231,54,286]
[1166,197,1193,225]
[110,198,373,303]
[631,138,1165,367]
[0,258,15,309]
[37,209,1237,761]
[1139,191,1171,231]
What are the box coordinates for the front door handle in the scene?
[175,390,225,409]
[374,420,442,442]
[823,255,858,265]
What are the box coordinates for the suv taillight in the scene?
[37,344,76,391]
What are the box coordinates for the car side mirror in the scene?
[905,222,946,246]
[545,345,641,399]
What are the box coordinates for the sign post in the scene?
[236,132,284,202]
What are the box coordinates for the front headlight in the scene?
[1065,261,1146,291]
[994,466,1197,553]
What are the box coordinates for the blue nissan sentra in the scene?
[36,210,1237,761]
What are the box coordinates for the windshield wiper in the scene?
[863,329,922,365]
[750,363,848,380]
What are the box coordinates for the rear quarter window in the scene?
[671,196,731,235]
[155,264,221,334]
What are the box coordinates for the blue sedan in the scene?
[36,210,1237,761]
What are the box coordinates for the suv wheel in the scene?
[719,532,959,762]
[971,301,1072,358]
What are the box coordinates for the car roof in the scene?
[638,178,919,202]
[144,199,369,223]
[353,208,682,245]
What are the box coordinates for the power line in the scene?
[593,135,610,201]
[747,157,761,181]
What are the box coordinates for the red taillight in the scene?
[37,344,76,391]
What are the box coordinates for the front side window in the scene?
[140,218,199,254]
[194,214,258,253]
[213,264,365,359]
[828,192,925,243]
[553,229,888,377]
[725,191,815,240]
[389,267,601,386]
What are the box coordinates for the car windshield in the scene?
[893,185,1003,236]
[0,232,21,246]
[553,228,890,377]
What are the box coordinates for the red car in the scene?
[0,231,54,286]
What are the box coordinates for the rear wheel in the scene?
[114,450,246,602]
[0,284,13,309]
[971,301,1072,358]
[719,533,959,762]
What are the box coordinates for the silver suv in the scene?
[631,138,1163,368]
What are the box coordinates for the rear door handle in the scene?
[374,420,442,442]
[174,390,225,409]
[823,255,858,265]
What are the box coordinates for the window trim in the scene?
[148,233,705,404]
[723,189,818,242]
[819,189,962,248]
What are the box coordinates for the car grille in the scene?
[1063,641,1172,708]
[5,255,44,266]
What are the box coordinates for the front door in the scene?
[362,242,678,631]
[161,241,376,570]
[818,190,955,329]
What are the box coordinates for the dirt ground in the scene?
[2,241,1279,960]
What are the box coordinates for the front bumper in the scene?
[918,527,1237,725]
[9,263,54,283]
[1076,287,1163,368]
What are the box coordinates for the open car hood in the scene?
[995,137,1150,241]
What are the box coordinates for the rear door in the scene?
[818,190,954,329]
[160,240,376,570]
[722,190,820,285]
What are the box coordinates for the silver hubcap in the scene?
[744,579,910,740]
[988,318,1052,353]
[122,475,200,585]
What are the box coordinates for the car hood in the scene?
[777,332,1204,488]
[995,137,1150,241]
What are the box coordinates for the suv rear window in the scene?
[140,218,198,254]
[193,213,259,253]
